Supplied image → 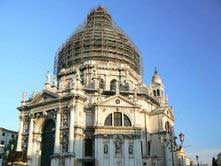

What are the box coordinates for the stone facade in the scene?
[16,6,188,166]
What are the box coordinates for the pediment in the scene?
[95,94,140,108]
[29,90,58,105]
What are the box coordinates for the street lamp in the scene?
[196,155,199,166]
[160,126,185,166]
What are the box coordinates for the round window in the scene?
[115,99,120,104]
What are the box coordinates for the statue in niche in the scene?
[61,110,69,127]
[115,141,121,154]
[114,135,123,155]
[128,144,133,155]
[60,131,68,153]
[104,144,108,154]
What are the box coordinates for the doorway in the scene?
[40,119,55,166]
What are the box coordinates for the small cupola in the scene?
[152,68,163,85]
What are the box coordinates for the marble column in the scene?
[109,138,114,166]
[27,117,34,158]
[68,105,75,153]
[54,109,61,153]
[16,114,24,151]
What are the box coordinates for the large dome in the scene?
[56,6,143,75]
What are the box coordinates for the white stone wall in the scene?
[16,59,182,166]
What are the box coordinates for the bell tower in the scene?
[151,68,167,105]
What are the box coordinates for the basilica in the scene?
[16,6,190,166]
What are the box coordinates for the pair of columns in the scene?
[54,105,75,154]
[16,113,33,156]
[16,104,76,156]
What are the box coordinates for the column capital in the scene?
[68,102,77,110]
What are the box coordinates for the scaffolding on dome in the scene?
[54,6,144,79]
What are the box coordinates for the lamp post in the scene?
[160,126,184,166]
[196,155,199,166]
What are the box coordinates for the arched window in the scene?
[165,121,170,132]
[99,78,105,90]
[153,90,156,96]
[157,89,160,96]
[104,114,112,126]
[124,114,131,126]
[104,113,132,127]
[110,79,117,91]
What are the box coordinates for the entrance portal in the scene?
[40,119,55,166]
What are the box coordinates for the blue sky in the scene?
[0,0,220,164]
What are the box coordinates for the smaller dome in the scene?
[152,68,163,85]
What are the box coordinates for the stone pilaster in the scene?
[27,116,34,159]
[54,109,61,154]
[16,114,24,151]
[68,104,75,153]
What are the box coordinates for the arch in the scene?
[153,90,156,96]
[40,119,55,166]
[104,112,132,127]
[104,114,112,126]
[110,79,117,91]
[157,89,160,96]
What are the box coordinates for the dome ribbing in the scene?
[56,6,143,75]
